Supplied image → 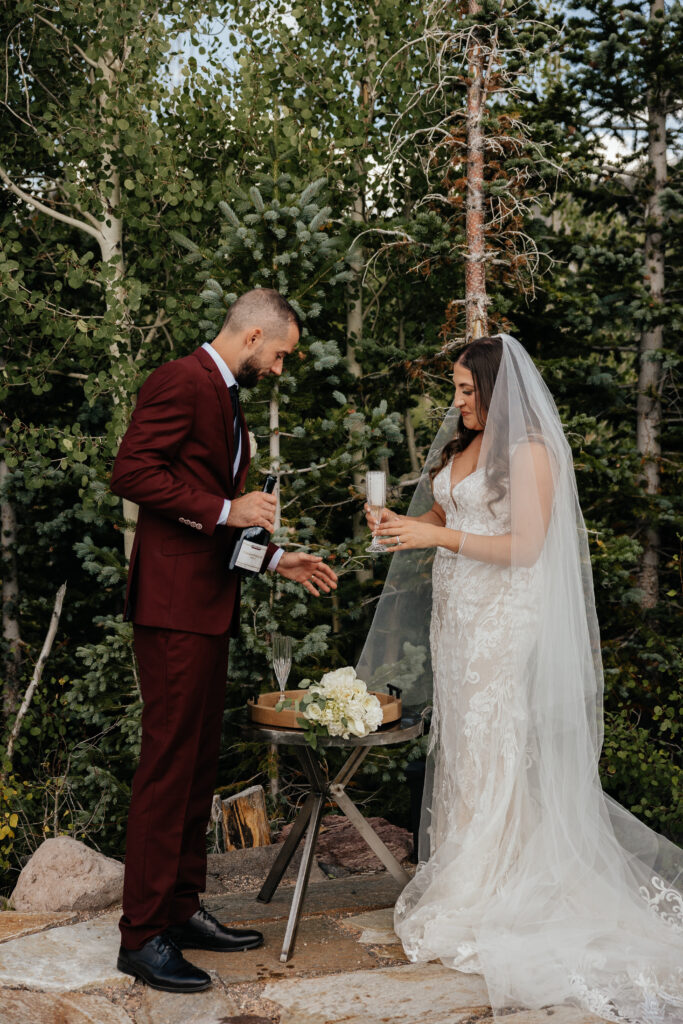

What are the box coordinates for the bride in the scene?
[361,334,683,1023]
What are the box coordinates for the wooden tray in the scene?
[247,690,402,731]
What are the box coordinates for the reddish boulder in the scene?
[277,814,412,873]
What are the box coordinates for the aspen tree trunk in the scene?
[270,385,281,531]
[465,0,488,340]
[0,35,138,562]
[0,459,22,723]
[637,0,666,609]
[99,54,138,561]
[398,316,420,475]
[269,383,281,800]
[347,197,370,571]
[347,5,379,576]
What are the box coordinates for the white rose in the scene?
[320,667,357,689]
[304,703,322,722]
[248,431,258,457]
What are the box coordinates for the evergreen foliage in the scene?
[0,0,680,889]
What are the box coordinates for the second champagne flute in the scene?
[365,470,387,554]
[272,634,292,695]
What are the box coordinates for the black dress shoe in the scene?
[117,933,211,992]
[167,905,264,952]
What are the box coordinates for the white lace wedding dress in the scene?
[394,458,683,1024]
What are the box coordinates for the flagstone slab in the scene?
[205,873,403,925]
[0,911,131,992]
[478,1009,605,1024]
[0,911,77,943]
[0,989,133,1024]
[191,915,377,984]
[136,985,241,1024]
[263,962,491,1023]
[338,907,398,944]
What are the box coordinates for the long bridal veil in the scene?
[357,334,683,1023]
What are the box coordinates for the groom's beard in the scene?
[235,356,261,389]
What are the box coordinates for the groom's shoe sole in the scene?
[116,956,212,992]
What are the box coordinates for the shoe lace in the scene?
[196,905,219,928]
[157,932,183,957]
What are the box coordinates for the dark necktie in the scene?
[229,384,241,444]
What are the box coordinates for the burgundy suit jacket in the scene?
[110,345,277,636]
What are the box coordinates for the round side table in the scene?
[241,715,424,962]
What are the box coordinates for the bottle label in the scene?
[235,539,267,573]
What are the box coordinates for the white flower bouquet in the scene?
[276,667,384,749]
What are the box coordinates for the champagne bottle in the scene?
[228,474,278,576]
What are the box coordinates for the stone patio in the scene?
[0,860,608,1024]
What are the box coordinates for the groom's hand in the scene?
[276,552,338,596]
[227,490,277,531]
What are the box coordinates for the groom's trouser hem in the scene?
[119,624,230,951]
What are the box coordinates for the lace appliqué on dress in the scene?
[639,875,683,934]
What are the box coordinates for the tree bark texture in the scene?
[465,0,488,340]
[5,582,67,768]
[637,0,666,609]
[221,784,272,850]
[270,385,281,531]
[347,6,379,579]
[1,459,22,723]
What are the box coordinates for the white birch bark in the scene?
[1,28,139,561]
[5,583,67,768]
[465,0,488,340]
[636,0,666,609]
[270,385,281,531]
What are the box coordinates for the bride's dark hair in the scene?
[429,335,503,484]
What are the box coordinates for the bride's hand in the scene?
[375,517,441,552]
[363,503,400,532]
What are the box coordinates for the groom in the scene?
[110,288,337,993]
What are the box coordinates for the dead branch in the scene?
[5,582,67,769]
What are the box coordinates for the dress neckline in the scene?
[449,461,483,494]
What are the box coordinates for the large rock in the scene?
[11,837,124,913]
[277,815,413,873]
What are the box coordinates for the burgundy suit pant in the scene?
[119,625,230,950]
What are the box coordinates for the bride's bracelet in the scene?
[458,531,468,555]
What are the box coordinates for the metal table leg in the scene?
[330,781,410,885]
[279,791,326,962]
[257,791,316,904]
[331,745,370,787]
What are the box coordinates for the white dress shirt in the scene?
[202,343,283,571]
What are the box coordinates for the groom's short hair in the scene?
[222,288,301,338]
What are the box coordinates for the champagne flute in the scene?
[365,470,387,554]
[272,634,292,695]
